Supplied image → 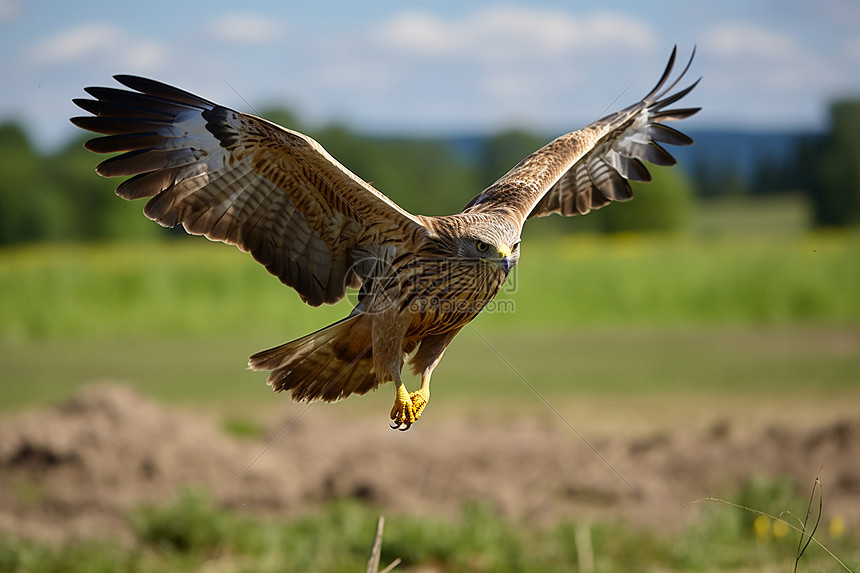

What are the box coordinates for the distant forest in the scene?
[0,99,858,245]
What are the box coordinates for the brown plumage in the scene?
[72,47,700,430]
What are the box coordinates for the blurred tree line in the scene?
[0,98,857,246]
[799,100,860,227]
[689,99,860,228]
[0,123,156,244]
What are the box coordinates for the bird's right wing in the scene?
[72,76,430,307]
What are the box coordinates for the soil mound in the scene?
[1,386,858,542]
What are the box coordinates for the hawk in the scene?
[72,47,699,430]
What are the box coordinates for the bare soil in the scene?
[1,385,858,544]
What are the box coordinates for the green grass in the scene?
[502,231,860,328]
[1,232,858,343]
[0,326,858,413]
[0,234,857,411]
[693,193,811,237]
[1,483,856,573]
[0,240,346,342]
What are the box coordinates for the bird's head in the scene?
[458,231,520,277]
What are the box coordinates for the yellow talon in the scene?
[390,385,417,430]
[409,389,429,419]
[390,385,432,431]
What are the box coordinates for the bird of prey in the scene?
[72,47,699,430]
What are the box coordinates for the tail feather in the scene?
[248,316,377,403]
[339,360,379,398]
[248,318,346,371]
[296,352,341,399]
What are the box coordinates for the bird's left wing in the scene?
[72,76,430,307]
[462,47,700,226]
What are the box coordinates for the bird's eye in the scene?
[475,241,490,253]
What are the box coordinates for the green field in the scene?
[2,231,858,340]
[1,232,858,573]
[1,233,858,411]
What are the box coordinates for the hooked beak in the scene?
[497,245,512,276]
[495,245,513,276]
[480,255,511,276]
[498,256,512,277]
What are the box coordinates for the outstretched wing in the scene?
[463,46,700,225]
[72,76,429,306]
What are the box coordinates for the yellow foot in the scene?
[389,386,430,431]
[389,397,415,432]
[409,389,429,420]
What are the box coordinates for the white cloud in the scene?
[702,23,801,59]
[375,11,455,57]
[350,6,661,132]
[699,22,839,94]
[28,23,167,70]
[374,7,657,63]
[204,12,284,45]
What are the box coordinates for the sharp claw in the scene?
[390,388,423,431]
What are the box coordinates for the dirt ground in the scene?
[1,385,858,544]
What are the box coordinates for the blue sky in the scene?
[2,0,859,150]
